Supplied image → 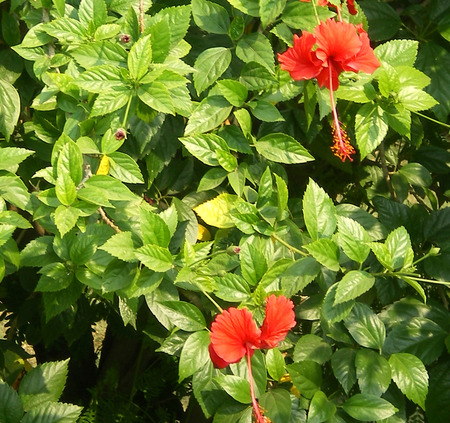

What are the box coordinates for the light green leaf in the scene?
[76,65,125,93]
[248,100,284,122]
[179,134,229,167]
[385,226,413,271]
[20,402,82,423]
[389,353,428,410]
[128,34,152,80]
[0,148,33,172]
[138,82,174,115]
[305,239,340,272]
[303,178,336,240]
[194,193,238,228]
[355,103,389,159]
[217,80,248,107]
[179,330,210,382]
[240,62,277,90]
[185,96,232,135]
[135,244,173,272]
[335,271,375,305]
[398,163,432,187]
[79,0,107,29]
[19,360,69,411]
[94,23,122,41]
[90,89,130,117]
[215,375,251,404]
[398,86,438,111]
[344,302,386,350]
[194,47,232,96]
[42,18,86,43]
[236,33,274,73]
[192,0,230,34]
[259,389,292,423]
[145,19,171,63]
[337,216,371,263]
[255,133,314,164]
[266,348,286,381]
[294,334,332,365]
[54,205,80,238]
[108,152,144,184]
[342,394,397,421]
[197,167,228,191]
[287,361,322,399]
[0,79,20,141]
[214,273,250,302]
[226,0,259,17]
[282,1,334,32]
[100,231,136,262]
[140,208,171,248]
[323,283,355,324]
[240,243,268,286]
[355,349,391,396]
[374,39,418,67]
[70,41,127,68]
[259,0,287,29]
[159,301,206,332]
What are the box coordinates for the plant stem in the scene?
[414,111,450,129]
[271,233,308,257]
[139,0,145,33]
[122,94,133,128]
[246,347,265,423]
[310,0,321,25]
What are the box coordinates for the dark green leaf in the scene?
[240,242,268,286]
[331,348,356,395]
[185,96,232,135]
[192,0,230,34]
[308,390,336,423]
[359,1,402,41]
[179,331,210,382]
[159,301,206,332]
[355,349,391,396]
[259,389,292,423]
[342,394,397,421]
[323,283,355,324]
[215,375,251,404]
[236,33,274,73]
[0,380,23,423]
[265,348,286,382]
[293,334,332,365]
[287,361,322,399]
[20,402,82,423]
[337,216,371,263]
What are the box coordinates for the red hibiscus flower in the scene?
[209,295,295,423]
[278,18,380,162]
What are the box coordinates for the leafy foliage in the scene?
[0,0,449,422]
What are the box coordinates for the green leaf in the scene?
[138,82,174,115]
[102,261,137,292]
[192,0,230,34]
[416,42,450,121]
[305,239,340,272]
[331,348,356,395]
[42,18,86,44]
[303,179,336,240]
[355,349,391,396]
[79,0,107,29]
[355,103,389,159]
[337,216,371,263]
[197,167,228,191]
[282,1,334,32]
[36,262,73,292]
[287,361,322,399]
[19,360,69,411]
[308,390,336,423]
[426,359,450,422]
[185,96,233,135]
[81,175,137,202]
[389,353,428,410]
[194,193,238,229]
[90,89,130,117]
[135,244,173,272]
[226,0,259,17]
[179,331,210,382]
[259,389,292,423]
[342,394,397,421]
[145,19,171,63]
[70,41,127,68]
[215,375,251,404]
[240,62,277,90]
[94,23,121,41]
[248,100,284,122]
[214,273,250,302]
[54,206,80,238]
[20,402,82,423]
[294,334,332,365]
[159,301,206,332]
[0,380,23,423]
[76,65,125,93]
[265,348,286,381]
[140,208,171,248]
[0,79,20,141]
[100,231,136,262]
[179,133,229,167]
[398,86,438,112]
[217,80,248,107]
[281,257,321,297]
[359,1,401,41]
[230,350,266,398]
[274,174,288,221]
[149,5,191,49]
[20,237,59,267]
[383,317,446,365]
[323,283,355,324]
[259,0,287,28]
[255,133,314,164]
[374,39,418,67]
[57,140,83,186]
[0,147,34,171]
[128,34,152,80]
[108,152,144,184]
[335,271,375,305]
[236,33,274,73]
[55,173,76,206]
[344,302,386,350]
[398,163,432,188]
[385,226,413,271]
[240,243,268,286]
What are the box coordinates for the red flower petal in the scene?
[208,343,230,368]
[278,33,323,81]
[260,295,296,349]
[344,29,380,74]
[346,0,358,15]
[210,307,261,365]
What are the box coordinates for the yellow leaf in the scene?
[96,155,110,175]
[197,224,211,241]
[194,193,238,228]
